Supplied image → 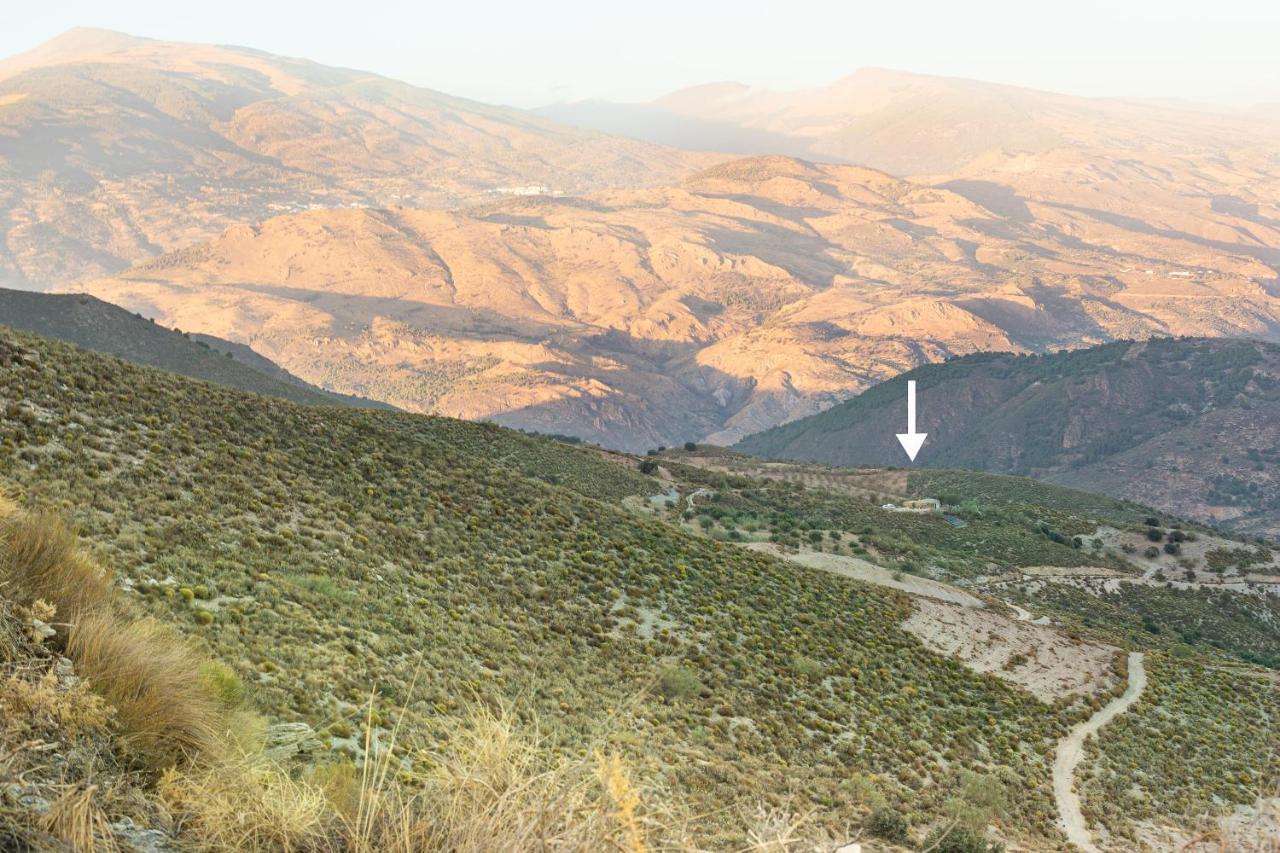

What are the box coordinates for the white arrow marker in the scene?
[895,380,927,462]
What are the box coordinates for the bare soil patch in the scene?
[902,598,1120,702]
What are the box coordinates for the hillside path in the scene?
[1053,652,1146,852]
[1008,603,1032,621]
[741,544,986,608]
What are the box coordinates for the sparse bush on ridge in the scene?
[657,664,702,701]
[867,804,908,841]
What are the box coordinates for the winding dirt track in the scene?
[1053,652,1147,852]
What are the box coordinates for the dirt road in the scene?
[1053,651,1147,852]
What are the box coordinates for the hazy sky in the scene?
[4,0,1279,108]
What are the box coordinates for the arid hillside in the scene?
[0,287,386,407]
[0,28,711,287]
[3,326,1275,850]
[73,154,1280,450]
[736,337,1280,538]
[543,69,1280,289]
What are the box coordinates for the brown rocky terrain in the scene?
[0,28,711,287]
[543,68,1280,302]
[8,34,1280,451]
[71,153,1280,450]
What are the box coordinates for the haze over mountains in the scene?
[0,28,709,287]
[5,29,1280,451]
[540,67,1280,176]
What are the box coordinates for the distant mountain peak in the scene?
[655,80,753,110]
[0,26,149,80]
[44,25,146,45]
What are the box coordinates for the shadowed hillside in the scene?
[0,287,386,408]
[737,337,1280,537]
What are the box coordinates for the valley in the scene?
[66,155,1280,452]
[1,18,1279,853]
[1,326,1275,850]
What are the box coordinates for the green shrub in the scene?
[867,806,908,841]
[198,660,246,708]
[791,655,824,681]
[920,824,1004,853]
[657,665,701,701]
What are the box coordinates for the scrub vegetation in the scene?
[1,327,1275,849]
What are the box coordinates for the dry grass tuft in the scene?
[159,760,333,851]
[40,785,120,853]
[158,702,685,852]
[317,761,430,853]
[741,805,815,851]
[68,612,221,768]
[0,505,227,769]
[406,705,675,852]
[0,597,23,665]
[596,750,646,853]
[0,511,114,628]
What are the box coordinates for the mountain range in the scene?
[0,28,709,288]
[69,151,1280,449]
[539,66,1280,178]
[6,30,1280,453]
